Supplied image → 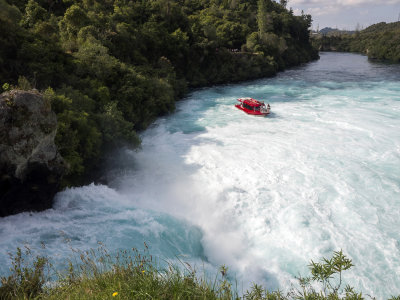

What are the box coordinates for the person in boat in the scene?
[267,104,270,113]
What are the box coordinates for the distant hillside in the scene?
[314,27,355,36]
[362,21,400,33]
[312,21,400,62]
[319,27,338,34]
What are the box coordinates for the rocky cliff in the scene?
[0,90,66,217]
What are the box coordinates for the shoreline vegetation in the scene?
[2,245,399,300]
[1,0,318,187]
[311,21,400,62]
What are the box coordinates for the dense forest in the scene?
[0,0,318,185]
[312,21,400,62]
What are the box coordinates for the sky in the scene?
[288,0,400,31]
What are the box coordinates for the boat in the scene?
[235,98,270,116]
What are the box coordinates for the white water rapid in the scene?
[1,53,400,298]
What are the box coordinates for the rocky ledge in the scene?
[0,90,66,217]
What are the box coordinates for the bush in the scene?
[2,82,11,92]
[0,247,49,300]
[17,76,32,90]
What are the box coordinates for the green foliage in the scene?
[7,244,240,299]
[312,21,400,62]
[44,87,101,185]
[59,4,90,51]
[1,247,397,299]
[17,75,31,90]
[0,0,317,186]
[55,109,102,177]
[257,0,273,38]
[2,82,11,92]
[308,250,354,296]
[291,250,364,300]
[97,101,140,148]
[21,0,47,28]
[0,247,49,300]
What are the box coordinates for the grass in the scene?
[0,243,238,300]
[1,245,399,300]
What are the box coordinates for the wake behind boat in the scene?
[235,98,270,116]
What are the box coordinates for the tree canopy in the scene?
[312,21,400,62]
[0,0,318,185]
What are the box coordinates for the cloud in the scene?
[292,3,344,17]
[290,0,400,17]
[293,6,341,16]
[289,0,400,5]
[289,0,400,29]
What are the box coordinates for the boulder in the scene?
[0,90,67,217]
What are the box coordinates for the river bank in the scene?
[311,21,400,62]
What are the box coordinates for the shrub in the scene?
[0,247,49,300]
[17,76,32,90]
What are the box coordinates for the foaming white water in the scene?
[1,53,400,297]
[0,184,206,272]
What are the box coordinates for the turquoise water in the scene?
[1,53,400,297]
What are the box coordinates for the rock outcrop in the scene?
[0,90,66,217]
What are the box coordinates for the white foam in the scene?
[114,54,400,296]
[1,53,400,298]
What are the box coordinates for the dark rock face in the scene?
[0,90,67,217]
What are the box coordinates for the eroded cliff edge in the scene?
[0,90,66,217]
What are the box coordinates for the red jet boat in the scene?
[235,98,270,116]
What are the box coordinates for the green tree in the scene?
[0,0,319,187]
[97,101,140,148]
[21,0,47,28]
[257,0,272,39]
[59,4,89,51]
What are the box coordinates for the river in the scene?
[1,52,400,298]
